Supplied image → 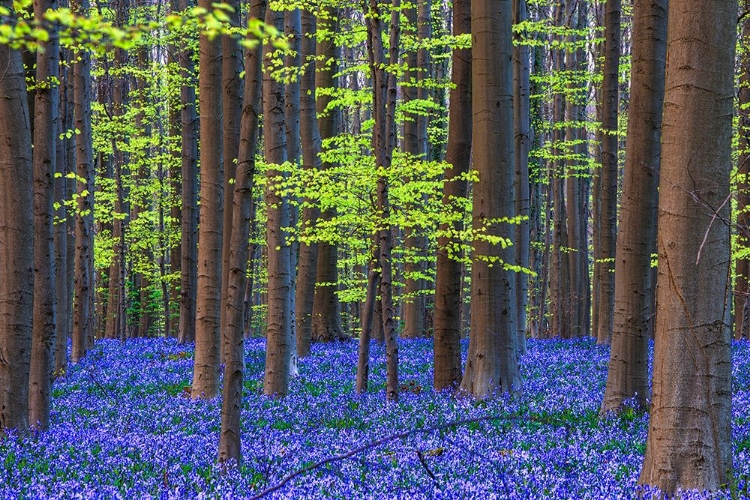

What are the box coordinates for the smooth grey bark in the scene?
[638,0,736,491]
[602,0,666,413]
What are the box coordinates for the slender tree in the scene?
[602,0,666,413]
[433,0,470,391]
[28,0,61,430]
[638,0,736,491]
[459,0,520,398]
[191,0,224,399]
[0,0,34,432]
[219,0,266,464]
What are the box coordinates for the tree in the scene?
[594,0,620,345]
[638,0,736,491]
[433,0,470,391]
[262,5,293,397]
[459,0,520,398]
[602,0,666,413]
[29,0,61,429]
[191,0,224,399]
[71,0,96,363]
[219,0,266,464]
[0,0,34,432]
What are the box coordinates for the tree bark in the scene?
[602,0,666,413]
[638,0,735,491]
[433,0,470,391]
[191,0,224,399]
[0,4,34,432]
[459,0,520,398]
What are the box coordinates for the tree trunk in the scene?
[311,8,344,342]
[459,0,520,398]
[263,6,293,397]
[638,0,735,491]
[71,0,95,363]
[178,0,198,345]
[433,0,470,391]
[29,0,60,430]
[295,9,321,357]
[218,0,266,465]
[602,0,666,413]
[595,0,620,345]
[0,5,34,432]
[191,0,223,399]
[356,260,380,393]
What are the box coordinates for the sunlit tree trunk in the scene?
[263,7,293,397]
[433,0,470,391]
[218,0,266,465]
[459,0,520,398]
[602,0,666,413]
[295,9,322,357]
[638,0,735,491]
[0,3,34,432]
[191,0,223,399]
[71,0,95,363]
[29,0,60,430]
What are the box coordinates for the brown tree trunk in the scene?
[433,0,470,391]
[602,0,666,413]
[295,9,321,357]
[595,0,620,345]
[263,7,293,397]
[178,0,198,345]
[356,258,380,393]
[29,0,60,430]
[0,4,34,432]
[191,0,223,399]
[460,0,520,398]
[218,0,266,465]
[638,0,735,491]
[311,8,344,342]
[71,0,95,363]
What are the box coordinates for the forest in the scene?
[0,0,747,496]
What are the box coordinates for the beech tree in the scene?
[638,0,736,491]
[602,0,666,413]
[459,0,520,398]
[0,0,34,432]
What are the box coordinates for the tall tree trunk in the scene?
[602,0,666,413]
[178,0,199,345]
[219,0,244,355]
[356,256,380,393]
[595,0,620,345]
[0,3,34,432]
[191,0,223,399]
[459,0,520,398]
[433,0,470,391]
[263,7,293,397]
[366,0,401,402]
[311,8,344,342]
[735,6,750,341]
[71,0,95,363]
[513,0,530,354]
[29,0,60,430]
[218,0,266,464]
[638,0,736,491]
[295,9,321,357]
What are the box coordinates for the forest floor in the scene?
[1,337,748,499]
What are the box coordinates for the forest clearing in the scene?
[0,338,747,498]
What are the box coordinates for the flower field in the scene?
[1,338,749,499]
